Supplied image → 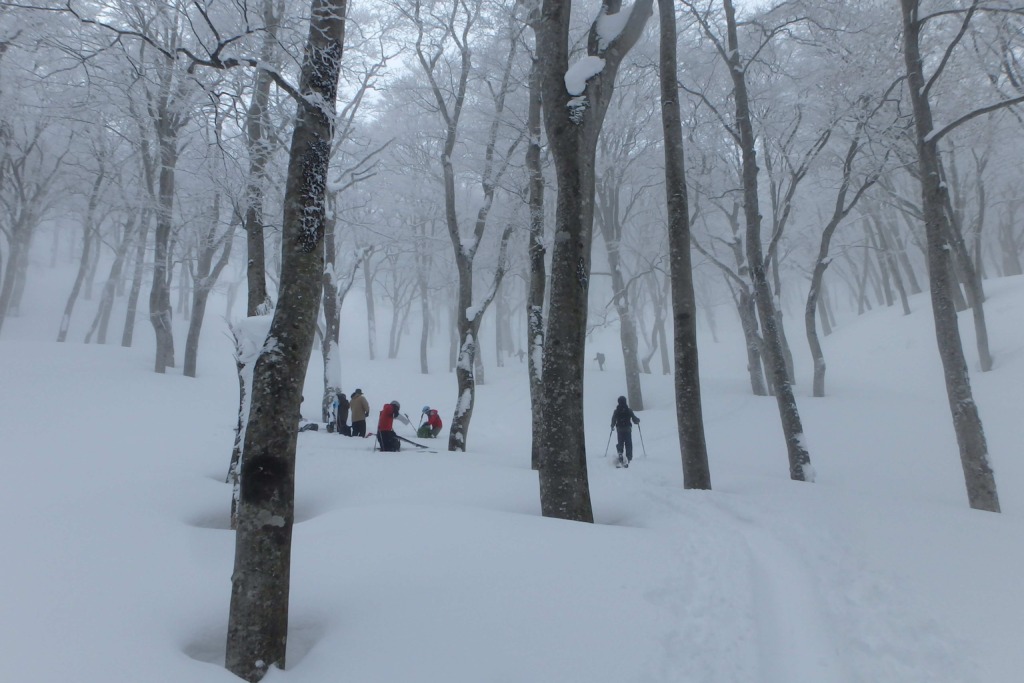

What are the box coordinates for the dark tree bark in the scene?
[121,212,151,348]
[321,240,362,421]
[658,0,710,490]
[147,75,187,373]
[721,0,811,481]
[898,0,999,512]
[535,0,653,521]
[183,193,235,378]
[57,168,104,342]
[225,0,349,678]
[244,0,282,316]
[524,29,546,472]
[363,248,377,360]
[805,134,876,398]
[595,173,644,409]
[408,0,518,451]
[85,211,139,345]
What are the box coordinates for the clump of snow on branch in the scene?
[568,96,589,125]
[595,4,634,51]
[564,56,605,96]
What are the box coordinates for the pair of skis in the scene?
[369,431,438,453]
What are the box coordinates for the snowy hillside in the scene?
[2,273,1023,683]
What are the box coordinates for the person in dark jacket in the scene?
[377,400,410,452]
[610,395,640,467]
[335,392,351,436]
[349,389,370,437]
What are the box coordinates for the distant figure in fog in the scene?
[594,352,606,371]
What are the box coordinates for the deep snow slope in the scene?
[1,271,1022,683]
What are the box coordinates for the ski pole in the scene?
[603,428,613,457]
[637,423,647,458]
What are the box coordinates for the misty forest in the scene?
[2,0,1024,682]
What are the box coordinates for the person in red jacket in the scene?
[377,400,409,452]
[417,406,443,438]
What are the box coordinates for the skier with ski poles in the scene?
[610,395,640,468]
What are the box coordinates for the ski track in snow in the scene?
[604,460,981,683]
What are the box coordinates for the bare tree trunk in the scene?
[867,221,894,307]
[225,0,349,678]
[321,213,340,421]
[525,36,546,471]
[363,252,377,360]
[58,170,104,342]
[659,0,710,489]
[854,246,872,314]
[417,225,431,375]
[0,229,30,335]
[184,195,235,378]
[244,0,282,316]
[121,214,151,348]
[86,212,138,344]
[871,211,911,315]
[535,0,653,521]
[737,287,768,395]
[887,218,923,294]
[150,127,178,373]
[83,236,102,302]
[940,165,991,369]
[409,2,517,451]
[804,130,877,396]
[723,0,812,481]
[899,0,998,512]
[596,200,644,408]
[770,254,795,383]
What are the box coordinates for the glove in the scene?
[633,417,640,424]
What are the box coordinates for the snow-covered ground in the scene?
[2,263,1022,683]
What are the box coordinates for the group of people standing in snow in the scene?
[328,386,639,465]
[328,388,370,437]
[327,389,443,453]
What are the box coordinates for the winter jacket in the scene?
[350,393,370,423]
[425,409,442,430]
[378,403,398,432]
[611,397,639,431]
[336,393,350,423]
